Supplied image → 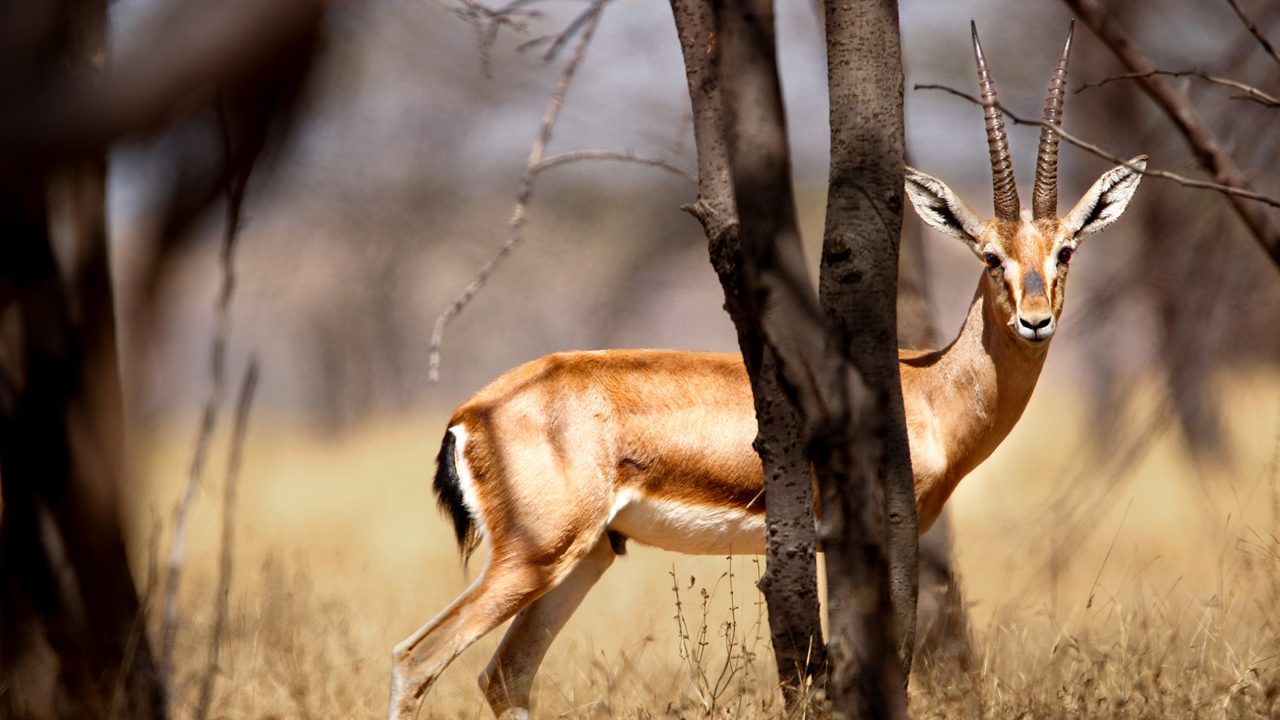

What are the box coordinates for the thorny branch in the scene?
[160,95,254,692]
[1077,69,1280,108]
[427,0,606,383]
[193,359,260,720]
[914,83,1280,211]
[1226,0,1280,69]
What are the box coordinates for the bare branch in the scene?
[427,0,607,383]
[915,83,1280,211]
[1077,69,1280,108]
[517,1,601,61]
[442,0,543,77]
[192,358,260,720]
[670,0,736,244]
[1226,0,1280,69]
[532,149,697,182]
[1065,0,1280,266]
[160,93,254,692]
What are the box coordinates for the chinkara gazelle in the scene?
[389,21,1146,720]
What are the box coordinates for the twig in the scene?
[532,149,697,182]
[518,1,600,61]
[1064,0,1280,267]
[444,0,544,77]
[159,94,252,692]
[1226,0,1280,69]
[427,0,607,383]
[1077,68,1280,108]
[192,358,260,720]
[914,83,1280,211]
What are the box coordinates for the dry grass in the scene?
[127,370,1280,718]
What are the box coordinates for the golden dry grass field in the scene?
[128,370,1280,719]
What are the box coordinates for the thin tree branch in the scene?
[159,94,253,694]
[1225,0,1280,69]
[1064,0,1280,267]
[192,358,260,720]
[517,0,601,61]
[532,149,697,182]
[442,0,544,77]
[914,83,1280,211]
[1077,68,1280,108]
[427,0,606,383]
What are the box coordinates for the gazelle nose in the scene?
[1019,315,1051,331]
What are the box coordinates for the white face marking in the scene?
[449,425,489,540]
[608,492,766,556]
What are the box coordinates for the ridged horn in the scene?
[972,21,1019,222]
[1033,20,1074,219]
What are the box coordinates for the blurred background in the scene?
[83,0,1280,715]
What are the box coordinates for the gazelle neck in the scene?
[901,276,1050,531]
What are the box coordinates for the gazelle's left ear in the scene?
[1064,155,1147,240]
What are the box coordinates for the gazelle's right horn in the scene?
[972,21,1019,222]
[1033,20,1074,220]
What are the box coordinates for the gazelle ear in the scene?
[905,167,986,251]
[1064,155,1146,240]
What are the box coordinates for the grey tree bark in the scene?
[818,0,919,683]
[669,0,828,694]
[712,0,907,716]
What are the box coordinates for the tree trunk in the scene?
[817,0,918,686]
[712,0,905,716]
[0,1,165,717]
[669,0,828,694]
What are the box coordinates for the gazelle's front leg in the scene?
[479,535,617,719]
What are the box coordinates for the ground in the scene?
[132,370,1280,718]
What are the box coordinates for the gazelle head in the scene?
[905,21,1146,348]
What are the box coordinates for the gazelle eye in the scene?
[981,252,1002,271]
[1057,246,1074,266]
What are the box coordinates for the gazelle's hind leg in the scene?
[388,560,535,719]
[389,555,563,720]
[479,535,617,719]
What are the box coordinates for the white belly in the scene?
[607,490,766,555]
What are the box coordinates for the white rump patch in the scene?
[449,425,489,540]
[607,492,766,555]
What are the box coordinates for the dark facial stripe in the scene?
[1024,268,1046,297]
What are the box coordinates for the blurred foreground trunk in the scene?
[0,1,164,717]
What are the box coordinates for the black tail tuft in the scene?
[432,429,480,565]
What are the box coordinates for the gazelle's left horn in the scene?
[1033,20,1074,220]
[972,21,1020,223]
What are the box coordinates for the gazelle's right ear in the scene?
[905,167,987,251]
